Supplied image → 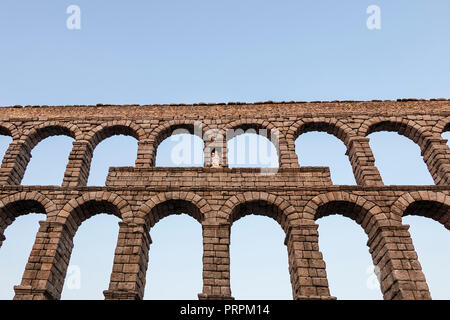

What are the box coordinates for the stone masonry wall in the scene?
[0,99,448,300]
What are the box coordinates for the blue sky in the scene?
[0,1,449,300]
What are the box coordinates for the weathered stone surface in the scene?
[0,100,447,300]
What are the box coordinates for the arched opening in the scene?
[401,199,450,299]
[227,133,278,168]
[0,214,45,299]
[403,200,449,228]
[50,198,124,300]
[22,136,74,185]
[230,215,290,299]
[143,199,203,299]
[0,197,48,300]
[366,119,434,185]
[61,214,120,300]
[295,132,356,185]
[0,134,12,164]
[313,199,383,300]
[0,198,48,243]
[4,125,79,185]
[403,215,450,300]
[368,132,433,185]
[151,123,204,167]
[143,215,202,299]
[87,135,138,186]
[156,134,204,167]
[442,131,450,147]
[317,215,382,299]
[229,200,290,299]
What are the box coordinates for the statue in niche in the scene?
[211,149,221,168]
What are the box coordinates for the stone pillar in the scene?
[198,224,233,300]
[135,140,153,168]
[0,141,30,185]
[285,224,335,300]
[14,221,73,300]
[62,141,93,187]
[104,222,151,300]
[265,129,286,169]
[346,137,384,186]
[367,225,431,300]
[421,138,450,185]
[281,140,300,169]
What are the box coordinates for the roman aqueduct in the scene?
[0,99,449,300]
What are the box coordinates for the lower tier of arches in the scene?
[0,186,447,300]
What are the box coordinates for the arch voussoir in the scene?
[135,192,209,227]
[220,192,298,231]
[390,191,450,229]
[0,191,57,219]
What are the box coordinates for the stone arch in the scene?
[390,191,450,230]
[0,191,57,245]
[302,191,430,300]
[0,122,82,185]
[361,117,448,185]
[286,118,369,178]
[105,191,210,300]
[432,116,450,135]
[22,122,83,147]
[360,117,432,146]
[56,191,131,236]
[225,118,280,139]
[0,122,20,140]
[150,120,205,142]
[67,121,146,185]
[225,119,282,168]
[225,119,281,150]
[287,118,355,146]
[221,192,332,300]
[15,191,131,300]
[303,191,390,236]
[0,123,19,180]
[428,116,450,185]
[136,191,211,228]
[85,120,146,150]
[220,192,298,231]
[148,120,208,166]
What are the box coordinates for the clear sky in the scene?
[0,1,449,300]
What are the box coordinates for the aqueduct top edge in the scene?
[0,99,449,119]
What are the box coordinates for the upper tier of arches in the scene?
[0,114,448,186]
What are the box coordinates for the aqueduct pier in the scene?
[0,99,449,300]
